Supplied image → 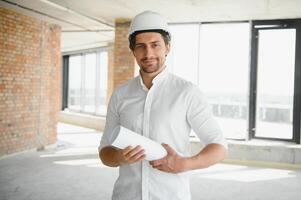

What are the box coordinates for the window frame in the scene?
[62,55,69,110]
[62,47,108,116]
[249,19,301,144]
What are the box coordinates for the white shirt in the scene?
[99,67,227,200]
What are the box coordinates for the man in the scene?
[98,11,228,200]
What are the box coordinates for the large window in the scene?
[198,23,250,140]
[64,49,108,116]
[256,29,295,139]
[97,51,108,115]
[168,19,301,143]
[167,24,199,85]
[84,53,97,113]
[249,20,301,142]
[168,23,250,140]
[68,55,82,111]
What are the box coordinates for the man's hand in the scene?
[118,145,146,165]
[149,143,188,173]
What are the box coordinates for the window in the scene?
[256,29,295,139]
[63,49,108,116]
[167,24,199,85]
[97,51,108,115]
[68,55,82,111]
[168,23,250,140]
[249,20,301,142]
[198,23,250,140]
[84,53,97,113]
[168,19,301,143]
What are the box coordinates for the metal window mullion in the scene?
[62,55,69,110]
[293,21,301,144]
[245,21,252,140]
[248,21,258,140]
[80,53,86,112]
[95,51,101,115]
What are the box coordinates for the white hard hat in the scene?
[128,11,170,37]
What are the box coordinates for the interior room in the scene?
[0,0,301,199]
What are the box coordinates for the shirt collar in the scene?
[152,66,168,84]
[138,66,169,91]
[138,75,149,91]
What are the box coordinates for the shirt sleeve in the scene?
[186,85,228,148]
[98,91,120,152]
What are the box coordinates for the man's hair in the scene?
[128,29,171,51]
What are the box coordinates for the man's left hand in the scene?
[149,143,188,173]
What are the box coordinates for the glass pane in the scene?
[97,51,108,115]
[166,24,199,84]
[199,23,250,139]
[256,29,295,139]
[68,55,81,111]
[84,53,96,113]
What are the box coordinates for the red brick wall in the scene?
[0,7,61,156]
[112,19,135,91]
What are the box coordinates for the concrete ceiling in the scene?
[1,0,301,53]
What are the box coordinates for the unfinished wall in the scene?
[110,19,135,94]
[0,7,61,156]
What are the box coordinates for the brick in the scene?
[111,19,135,95]
[0,7,61,156]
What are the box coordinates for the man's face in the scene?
[132,32,170,74]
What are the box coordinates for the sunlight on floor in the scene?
[52,123,298,183]
[53,158,108,168]
[40,147,98,158]
[194,164,296,182]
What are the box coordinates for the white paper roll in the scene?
[112,126,167,161]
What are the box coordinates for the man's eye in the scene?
[135,45,143,49]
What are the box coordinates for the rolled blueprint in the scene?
[112,126,167,161]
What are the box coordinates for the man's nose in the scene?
[144,46,154,57]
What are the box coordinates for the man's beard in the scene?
[140,57,165,74]
[141,63,160,73]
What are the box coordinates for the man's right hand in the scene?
[118,145,146,165]
[99,145,145,167]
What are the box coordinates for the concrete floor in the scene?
[0,123,301,200]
